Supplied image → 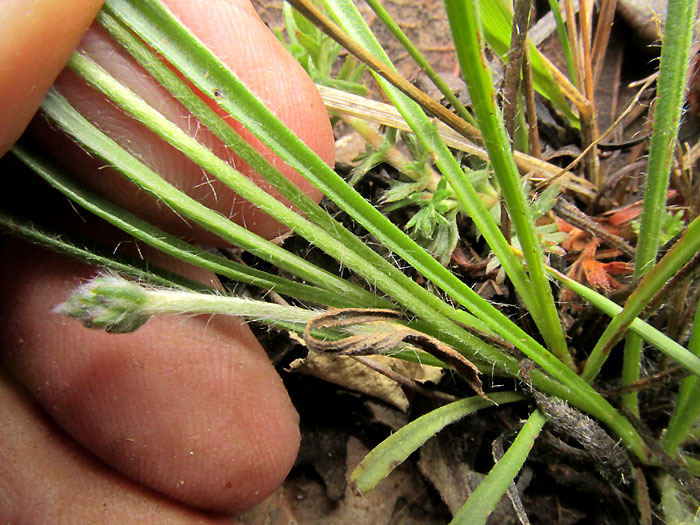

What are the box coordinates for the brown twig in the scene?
[522,44,542,158]
[577,0,601,185]
[535,75,656,191]
[493,429,530,524]
[591,0,618,89]
[564,0,584,88]
[503,0,533,145]
[350,355,458,403]
[603,366,687,396]
[553,199,636,257]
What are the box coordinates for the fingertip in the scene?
[161,0,335,169]
[36,0,335,243]
[0,240,300,513]
[0,0,103,155]
[0,368,236,523]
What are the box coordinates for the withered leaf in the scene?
[304,308,486,400]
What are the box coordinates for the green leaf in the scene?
[446,0,571,365]
[451,409,547,524]
[383,181,424,203]
[350,392,525,495]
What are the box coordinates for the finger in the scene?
[0,368,237,523]
[31,0,335,242]
[0,239,300,513]
[0,0,103,155]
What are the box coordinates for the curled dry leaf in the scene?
[303,308,486,400]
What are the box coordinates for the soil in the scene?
[237,1,700,523]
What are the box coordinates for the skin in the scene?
[0,0,334,521]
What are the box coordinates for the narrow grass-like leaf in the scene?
[40,88,381,309]
[95,0,649,459]
[66,50,515,355]
[350,391,525,495]
[582,216,700,381]
[362,0,477,127]
[445,0,571,365]
[635,0,698,273]
[103,0,522,342]
[322,0,562,356]
[662,297,700,453]
[621,0,699,413]
[70,51,503,325]
[0,211,207,292]
[309,0,647,461]
[95,8,494,336]
[451,409,547,524]
[11,143,353,307]
[659,474,700,523]
[546,0,577,85]
[549,264,700,379]
[105,0,542,355]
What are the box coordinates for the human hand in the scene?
[0,0,334,521]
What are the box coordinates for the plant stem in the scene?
[547,0,577,85]
[90,0,650,460]
[0,210,207,292]
[451,409,547,524]
[42,87,381,309]
[547,232,700,381]
[503,0,532,145]
[621,0,699,414]
[286,0,481,143]
[324,0,652,460]
[12,143,356,308]
[445,0,572,366]
[361,0,477,127]
[662,295,700,454]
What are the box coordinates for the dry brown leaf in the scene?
[289,352,412,412]
[303,309,485,399]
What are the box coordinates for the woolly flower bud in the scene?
[54,274,151,334]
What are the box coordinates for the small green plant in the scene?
[276,0,366,94]
[5,0,700,522]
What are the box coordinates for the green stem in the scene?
[362,0,477,127]
[621,0,699,414]
[582,216,700,381]
[550,264,700,379]
[11,143,355,308]
[67,50,516,351]
[85,0,649,460]
[322,0,647,463]
[106,0,564,369]
[0,211,207,292]
[444,0,571,366]
[451,409,547,524]
[95,11,495,335]
[41,88,380,308]
[546,0,577,85]
[323,0,569,362]
[662,295,700,454]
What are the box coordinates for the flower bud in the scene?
[55,275,150,334]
